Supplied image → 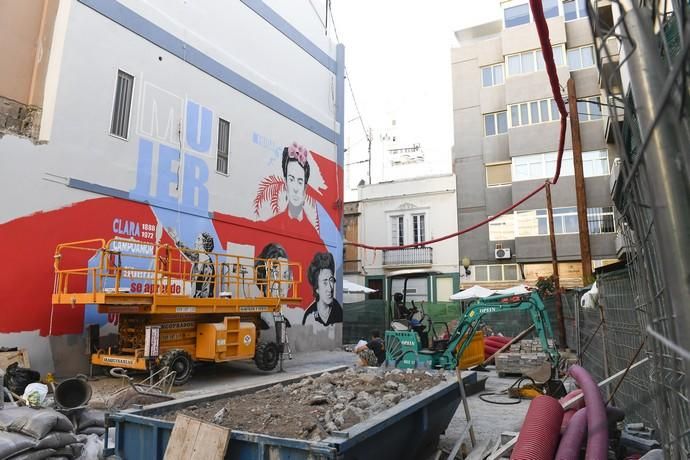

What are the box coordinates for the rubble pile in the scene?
[160,368,446,441]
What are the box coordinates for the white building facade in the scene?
[346,174,460,306]
[0,0,345,375]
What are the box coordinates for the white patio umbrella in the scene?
[495,284,532,296]
[449,285,495,300]
[343,279,377,294]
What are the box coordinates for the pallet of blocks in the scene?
[495,339,554,377]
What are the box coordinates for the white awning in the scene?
[343,279,377,294]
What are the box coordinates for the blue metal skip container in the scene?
[105,370,461,460]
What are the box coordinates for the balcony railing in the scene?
[382,247,433,266]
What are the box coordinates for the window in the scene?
[391,216,404,246]
[545,151,575,177]
[474,264,520,282]
[513,150,607,181]
[582,150,609,176]
[413,214,426,244]
[567,45,595,71]
[489,214,515,240]
[486,162,512,187]
[482,63,504,87]
[484,111,508,136]
[542,0,559,18]
[504,3,530,28]
[564,0,587,21]
[536,46,565,69]
[552,207,579,234]
[216,118,230,174]
[110,70,134,139]
[587,207,615,234]
[366,278,383,300]
[507,46,564,76]
[508,97,559,127]
[577,96,602,121]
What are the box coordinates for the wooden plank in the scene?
[487,435,517,460]
[0,349,30,370]
[164,414,230,460]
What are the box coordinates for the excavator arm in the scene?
[442,291,560,370]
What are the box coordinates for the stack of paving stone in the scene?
[496,339,555,375]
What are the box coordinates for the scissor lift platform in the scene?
[51,238,302,313]
[51,238,303,383]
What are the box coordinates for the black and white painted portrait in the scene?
[302,252,342,326]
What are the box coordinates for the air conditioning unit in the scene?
[495,247,511,259]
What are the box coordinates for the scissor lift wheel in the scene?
[254,342,279,371]
[159,349,193,386]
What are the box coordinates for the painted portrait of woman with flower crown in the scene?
[253,142,322,239]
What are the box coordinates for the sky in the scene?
[330,0,502,191]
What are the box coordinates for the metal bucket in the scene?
[55,374,92,409]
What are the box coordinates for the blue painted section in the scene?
[185,101,212,153]
[77,0,338,144]
[335,43,346,305]
[131,139,154,197]
[152,206,221,260]
[68,178,129,200]
[239,0,337,73]
[84,253,106,326]
[335,44,345,169]
[181,154,210,211]
[68,176,212,220]
[156,145,181,205]
[317,202,343,303]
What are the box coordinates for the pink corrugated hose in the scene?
[556,407,588,460]
[510,396,564,460]
[569,365,608,460]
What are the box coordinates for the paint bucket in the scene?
[54,374,92,409]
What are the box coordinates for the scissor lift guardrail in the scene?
[52,238,302,314]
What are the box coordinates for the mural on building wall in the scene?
[0,79,343,337]
[302,252,343,326]
[171,230,216,298]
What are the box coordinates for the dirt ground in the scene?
[158,368,446,440]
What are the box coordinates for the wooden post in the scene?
[567,78,593,285]
[546,182,567,348]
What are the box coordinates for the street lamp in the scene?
[462,257,471,277]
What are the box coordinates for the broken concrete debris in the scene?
[159,368,446,441]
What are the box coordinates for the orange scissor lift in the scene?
[52,238,302,385]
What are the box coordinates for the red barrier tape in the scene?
[347,0,569,252]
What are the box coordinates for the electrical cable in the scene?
[345,0,569,252]
[479,376,538,405]
[327,2,371,146]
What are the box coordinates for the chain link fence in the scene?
[586,1,690,456]
[565,269,657,431]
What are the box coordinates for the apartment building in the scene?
[451,0,619,288]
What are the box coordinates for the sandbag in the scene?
[6,448,56,460]
[77,427,104,437]
[3,364,40,396]
[52,442,84,459]
[76,410,105,430]
[0,408,36,430]
[7,411,73,440]
[0,431,37,460]
[34,433,78,450]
